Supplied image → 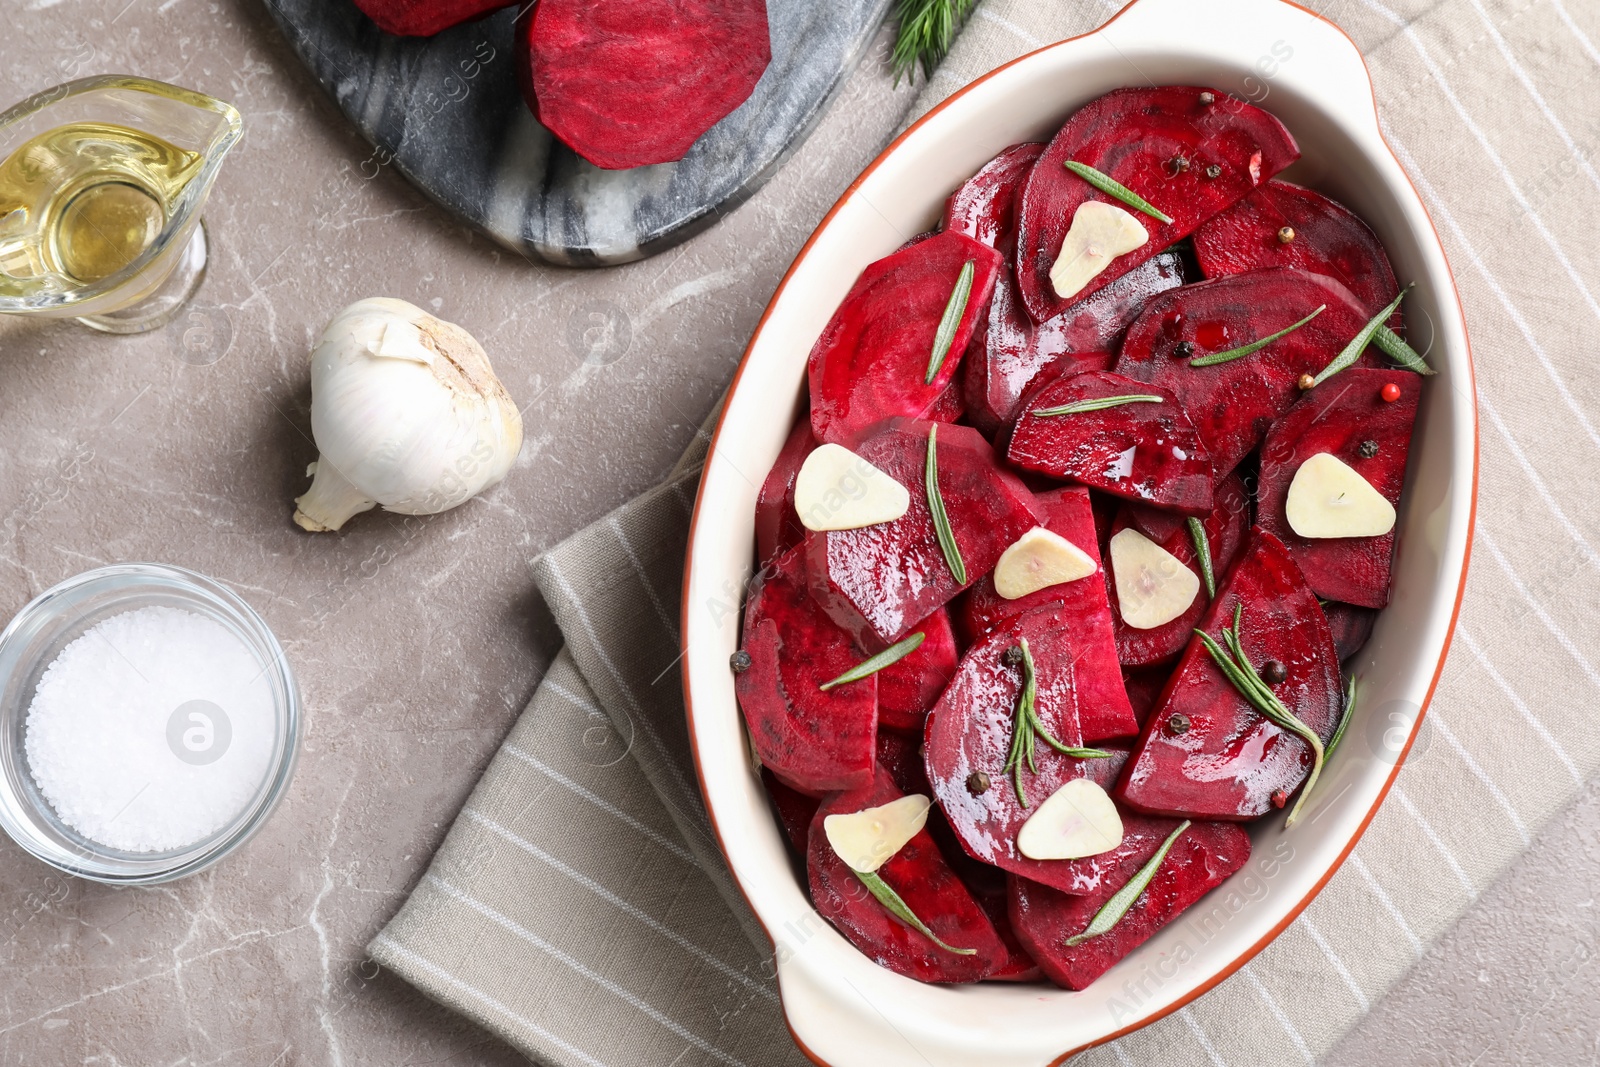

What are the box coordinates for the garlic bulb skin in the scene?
[293,298,523,532]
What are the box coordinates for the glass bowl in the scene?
[0,564,300,884]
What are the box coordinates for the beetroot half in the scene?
[808,770,1007,983]
[809,232,1002,445]
[1121,667,1169,730]
[1106,472,1251,668]
[516,0,772,170]
[1009,821,1252,989]
[755,416,816,564]
[1257,368,1421,608]
[959,487,1138,742]
[942,143,1044,248]
[807,419,1040,645]
[1115,267,1376,478]
[736,544,876,795]
[1014,86,1298,323]
[1193,179,1403,325]
[1115,530,1342,819]
[875,608,960,733]
[352,0,510,36]
[963,252,1185,435]
[1324,601,1379,662]
[762,767,819,860]
[1007,370,1213,514]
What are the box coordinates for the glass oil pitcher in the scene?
[0,76,241,334]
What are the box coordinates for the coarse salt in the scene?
[24,605,275,853]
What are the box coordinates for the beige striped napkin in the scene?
[372,0,1600,1063]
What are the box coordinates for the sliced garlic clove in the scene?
[1016,778,1124,860]
[794,443,911,532]
[1285,452,1397,538]
[1110,527,1200,629]
[994,526,1098,599]
[1050,201,1149,300]
[824,794,931,873]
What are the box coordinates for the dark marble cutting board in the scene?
[262,0,893,266]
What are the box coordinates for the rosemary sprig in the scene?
[1188,517,1216,599]
[1002,638,1110,807]
[1063,161,1174,224]
[1373,324,1436,375]
[856,870,977,955]
[1031,394,1163,417]
[1065,820,1191,947]
[925,424,966,585]
[1327,673,1358,758]
[1194,603,1326,828]
[890,0,979,85]
[1189,305,1326,367]
[1310,286,1412,387]
[926,259,976,385]
[819,632,926,691]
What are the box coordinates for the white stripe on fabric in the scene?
[503,743,700,866]
[1456,628,1583,787]
[369,934,611,1067]
[1178,1007,1229,1067]
[1379,127,1600,454]
[1478,530,1600,694]
[1111,1043,1136,1066]
[462,807,776,1002]
[427,874,756,1067]
[1297,917,1371,1012]
[1391,785,1476,899]
[1428,713,1532,845]
[1549,0,1600,67]
[977,7,1045,47]
[609,513,681,640]
[544,677,606,717]
[1477,393,1600,574]
[1240,964,1314,1064]
[1346,853,1423,956]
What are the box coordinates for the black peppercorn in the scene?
[966,771,991,795]
[1003,645,1024,666]
[729,650,752,673]
[1260,660,1287,685]
[1166,713,1191,735]
[1205,164,1222,179]
[1359,439,1379,458]
[1173,340,1195,358]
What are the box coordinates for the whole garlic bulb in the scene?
[292,298,523,533]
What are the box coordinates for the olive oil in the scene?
[0,122,202,297]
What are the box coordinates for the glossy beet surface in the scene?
[875,608,961,733]
[1324,601,1379,662]
[1257,368,1421,608]
[1015,86,1297,322]
[959,487,1138,742]
[809,231,1002,444]
[808,770,1007,983]
[942,142,1043,247]
[1008,370,1213,514]
[807,419,1040,645]
[1193,179,1403,324]
[737,545,876,795]
[755,416,815,564]
[1115,531,1342,819]
[353,0,509,35]
[1107,472,1250,667]
[516,0,771,169]
[964,253,1185,434]
[1116,267,1376,478]
[1009,821,1251,989]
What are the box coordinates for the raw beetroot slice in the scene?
[923,606,1128,895]
[1007,370,1213,514]
[353,0,510,36]
[755,416,816,564]
[807,419,1040,645]
[762,768,819,860]
[808,770,1006,983]
[1015,86,1298,323]
[964,252,1186,435]
[1258,368,1420,608]
[1106,472,1250,668]
[1325,601,1378,662]
[1116,267,1377,478]
[516,0,771,170]
[959,487,1138,742]
[736,544,875,795]
[942,143,1043,248]
[1115,530,1342,820]
[809,232,1002,444]
[875,608,960,733]
[1009,821,1251,990]
[1193,179,1403,325]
